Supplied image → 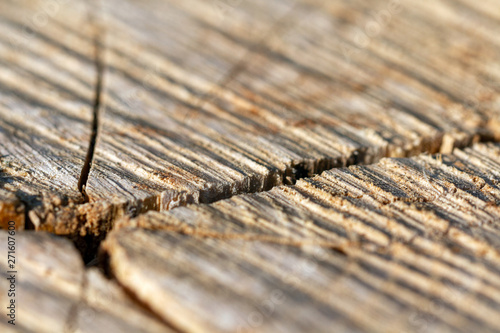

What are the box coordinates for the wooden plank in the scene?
[0,0,95,235]
[105,143,500,332]
[0,231,172,333]
[84,0,500,224]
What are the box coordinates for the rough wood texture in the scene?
[1,0,500,331]
[0,231,172,333]
[87,0,500,222]
[105,143,500,333]
[0,0,95,234]
[1,0,500,244]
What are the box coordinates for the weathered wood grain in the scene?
[105,143,500,333]
[1,0,500,247]
[85,0,500,223]
[0,0,499,331]
[0,0,95,235]
[0,231,172,333]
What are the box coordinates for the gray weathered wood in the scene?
[0,231,172,333]
[1,0,500,244]
[85,0,500,224]
[1,0,500,331]
[0,0,95,235]
[105,143,500,333]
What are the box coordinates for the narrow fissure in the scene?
[78,7,104,201]
[79,131,497,265]
[89,133,500,333]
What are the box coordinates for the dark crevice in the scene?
[76,232,109,264]
[80,133,498,264]
[78,6,105,202]
[19,197,35,230]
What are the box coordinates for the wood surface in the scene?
[0,231,172,333]
[0,0,95,237]
[89,0,500,223]
[104,143,500,333]
[6,0,500,242]
[0,0,500,332]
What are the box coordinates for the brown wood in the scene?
[1,0,499,241]
[105,143,500,333]
[0,189,24,230]
[0,0,95,235]
[87,0,500,222]
[0,0,500,332]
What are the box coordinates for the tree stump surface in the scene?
[0,0,500,332]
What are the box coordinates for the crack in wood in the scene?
[2,0,500,330]
[75,136,498,265]
[3,0,499,293]
[78,2,105,201]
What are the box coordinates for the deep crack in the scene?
[73,133,497,266]
[78,3,105,201]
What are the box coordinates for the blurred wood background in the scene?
[1,0,500,332]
